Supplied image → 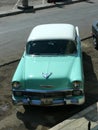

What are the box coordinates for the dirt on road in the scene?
[0,37,98,130]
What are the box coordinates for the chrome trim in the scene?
[12,96,85,106]
[42,72,52,79]
[12,88,74,93]
[12,88,84,94]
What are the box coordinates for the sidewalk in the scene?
[50,102,98,130]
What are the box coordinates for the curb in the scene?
[0,9,23,17]
[0,3,59,18]
[49,102,98,130]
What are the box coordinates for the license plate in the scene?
[41,98,53,105]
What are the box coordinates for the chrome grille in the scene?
[13,91,73,98]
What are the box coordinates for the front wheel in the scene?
[93,36,98,49]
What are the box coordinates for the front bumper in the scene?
[12,89,85,106]
[12,96,85,106]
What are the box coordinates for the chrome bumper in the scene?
[12,95,85,106]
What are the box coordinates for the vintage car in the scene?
[92,21,98,49]
[12,23,85,106]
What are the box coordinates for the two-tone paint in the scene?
[12,24,85,106]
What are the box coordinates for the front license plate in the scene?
[41,98,53,105]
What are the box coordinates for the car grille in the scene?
[13,91,73,98]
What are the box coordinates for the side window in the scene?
[70,41,77,53]
[66,41,77,54]
[96,23,98,28]
[26,41,34,54]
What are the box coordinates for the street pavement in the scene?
[0,0,98,130]
[0,0,81,17]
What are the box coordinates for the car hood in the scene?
[24,55,77,90]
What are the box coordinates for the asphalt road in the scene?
[0,1,98,130]
[0,0,98,65]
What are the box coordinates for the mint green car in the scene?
[12,24,85,106]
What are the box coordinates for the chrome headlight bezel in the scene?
[12,81,21,89]
[72,81,82,89]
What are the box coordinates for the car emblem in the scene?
[42,72,52,79]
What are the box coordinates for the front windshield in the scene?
[26,40,77,55]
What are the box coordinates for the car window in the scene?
[96,23,98,27]
[26,40,77,55]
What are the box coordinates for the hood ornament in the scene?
[42,72,52,79]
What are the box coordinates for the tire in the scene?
[93,36,98,49]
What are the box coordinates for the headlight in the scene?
[12,81,20,88]
[72,81,81,89]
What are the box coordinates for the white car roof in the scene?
[27,24,76,42]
